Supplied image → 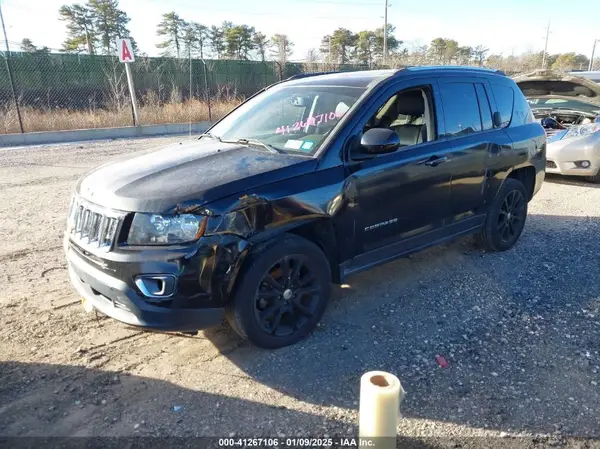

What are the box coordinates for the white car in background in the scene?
[514,70,600,183]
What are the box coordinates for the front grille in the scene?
[544,129,563,139]
[68,197,125,252]
[546,160,557,169]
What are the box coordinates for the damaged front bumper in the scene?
[64,233,250,332]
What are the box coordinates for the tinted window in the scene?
[490,84,514,128]
[475,84,493,131]
[513,91,535,125]
[439,83,482,137]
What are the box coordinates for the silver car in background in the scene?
[514,70,600,183]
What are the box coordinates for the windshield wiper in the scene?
[230,138,282,154]
[198,132,222,142]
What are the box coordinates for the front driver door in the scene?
[342,79,454,273]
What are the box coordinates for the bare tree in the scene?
[270,34,293,65]
[472,45,489,66]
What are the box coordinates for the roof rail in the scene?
[395,66,506,76]
[286,71,340,80]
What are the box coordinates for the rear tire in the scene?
[478,178,528,252]
[225,234,331,349]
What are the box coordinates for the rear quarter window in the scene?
[512,91,535,125]
[490,84,514,128]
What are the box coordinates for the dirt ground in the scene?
[1,137,599,446]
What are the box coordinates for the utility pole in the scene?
[590,39,599,71]
[188,45,192,137]
[541,21,550,69]
[383,0,388,65]
[0,0,24,133]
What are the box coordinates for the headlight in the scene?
[564,123,600,139]
[127,213,207,245]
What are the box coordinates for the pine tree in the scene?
[59,4,97,54]
[87,0,136,55]
[182,22,209,59]
[209,25,225,59]
[156,11,185,58]
[253,32,269,62]
[373,24,400,62]
[20,38,37,53]
[224,24,256,59]
[192,23,209,59]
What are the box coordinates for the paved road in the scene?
[1,137,599,444]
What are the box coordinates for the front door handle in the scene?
[417,155,450,167]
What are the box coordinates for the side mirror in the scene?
[360,128,400,155]
[493,111,503,128]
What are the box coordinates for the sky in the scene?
[1,0,599,61]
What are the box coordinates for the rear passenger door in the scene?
[437,78,497,223]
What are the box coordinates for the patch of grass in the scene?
[0,98,240,134]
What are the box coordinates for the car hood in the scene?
[513,69,600,106]
[76,138,317,213]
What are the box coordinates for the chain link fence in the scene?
[0,51,370,134]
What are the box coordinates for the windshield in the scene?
[527,98,600,114]
[208,84,367,155]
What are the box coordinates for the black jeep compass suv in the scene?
[65,67,546,348]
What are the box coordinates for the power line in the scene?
[383,0,388,64]
[280,0,382,4]
[145,0,378,20]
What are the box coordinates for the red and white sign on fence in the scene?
[117,38,135,63]
[115,38,139,125]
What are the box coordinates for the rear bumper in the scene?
[67,247,224,331]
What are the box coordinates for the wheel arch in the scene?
[248,217,341,284]
[505,165,537,201]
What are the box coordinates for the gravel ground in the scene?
[0,136,599,446]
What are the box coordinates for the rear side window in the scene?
[475,84,493,131]
[513,90,535,125]
[439,83,482,137]
[490,84,514,128]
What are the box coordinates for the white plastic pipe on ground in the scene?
[359,371,405,449]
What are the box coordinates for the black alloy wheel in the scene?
[253,255,321,337]
[225,234,331,348]
[478,177,529,252]
[497,190,526,244]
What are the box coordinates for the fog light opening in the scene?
[135,275,176,299]
[580,160,591,168]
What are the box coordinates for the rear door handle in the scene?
[417,155,450,167]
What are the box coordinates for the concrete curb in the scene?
[0,122,213,148]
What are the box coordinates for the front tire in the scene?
[225,234,331,349]
[585,169,600,184]
[478,178,528,252]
